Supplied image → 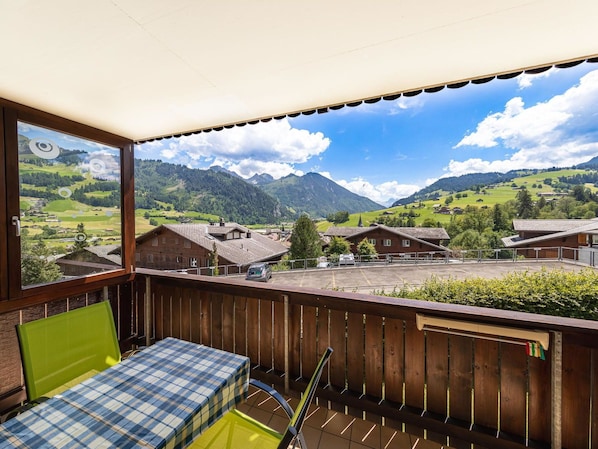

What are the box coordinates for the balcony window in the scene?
[1,101,134,304]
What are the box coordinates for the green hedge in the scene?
[378,268,598,320]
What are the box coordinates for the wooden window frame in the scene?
[0,99,135,312]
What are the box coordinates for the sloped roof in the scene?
[1,1,597,141]
[503,220,598,247]
[137,223,288,265]
[324,225,449,251]
[512,219,598,232]
[57,244,122,265]
[325,225,449,240]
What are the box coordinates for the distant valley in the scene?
[134,160,383,224]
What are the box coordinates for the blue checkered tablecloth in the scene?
[0,338,250,448]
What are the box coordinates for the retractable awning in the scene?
[1,0,597,142]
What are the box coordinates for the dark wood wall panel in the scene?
[499,343,527,439]
[473,340,499,430]
[329,309,346,390]
[449,335,473,423]
[426,332,449,416]
[272,301,285,373]
[302,306,317,379]
[562,343,591,449]
[384,318,404,404]
[346,312,364,395]
[365,315,383,401]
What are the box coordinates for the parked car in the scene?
[317,261,332,268]
[245,263,272,282]
[338,253,355,266]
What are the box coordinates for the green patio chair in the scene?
[189,347,333,449]
[16,300,122,403]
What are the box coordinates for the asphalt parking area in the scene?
[267,260,588,294]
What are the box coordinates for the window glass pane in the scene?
[18,121,122,287]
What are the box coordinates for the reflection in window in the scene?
[18,122,122,287]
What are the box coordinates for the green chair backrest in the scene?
[278,347,333,449]
[16,301,121,402]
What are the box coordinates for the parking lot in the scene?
[266,260,588,294]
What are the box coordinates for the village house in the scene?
[55,244,122,277]
[135,222,288,271]
[502,218,598,259]
[324,224,450,257]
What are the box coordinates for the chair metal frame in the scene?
[190,347,333,449]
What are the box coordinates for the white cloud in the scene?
[516,68,554,89]
[335,177,420,206]
[448,69,598,177]
[136,118,330,178]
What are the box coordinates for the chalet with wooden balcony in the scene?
[135,222,288,271]
[324,224,450,256]
[502,218,598,258]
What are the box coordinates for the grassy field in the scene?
[316,168,596,231]
[20,163,597,240]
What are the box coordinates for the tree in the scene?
[71,222,89,252]
[492,204,511,232]
[209,242,219,276]
[515,188,534,218]
[21,237,62,286]
[326,211,349,224]
[289,214,322,263]
[326,236,351,257]
[356,238,377,261]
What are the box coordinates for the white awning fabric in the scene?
[1,1,597,142]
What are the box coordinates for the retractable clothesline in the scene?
[416,313,550,351]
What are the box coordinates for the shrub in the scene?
[378,268,598,320]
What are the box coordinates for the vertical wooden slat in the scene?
[162,286,172,338]
[527,345,551,444]
[222,294,234,353]
[189,288,202,344]
[592,348,598,449]
[499,343,527,440]
[473,339,499,430]
[329,309,346,391]
[259,299,273,369]
[426,331,449,417]
[273,300,285,372]
[246,298,259,364]
[234,296,247,356]
[170,286,182,339]
[316,307,330,385]
[449,335,473,423]
[154,286,164,341]
[302,305,318,379]
[178,288,190,342]
[346,312,364,395]
[211,293,223,349]
[384,317,404,404]
[289,303,302,380]
[404,319,425,410]
[199,290,211,346]
[365,315,383,400]
[561,343,591,449]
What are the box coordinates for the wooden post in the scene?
[145,276,152,347]
[551,331,562,449]
[284,294,290,394]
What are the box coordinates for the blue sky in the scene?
[136,62,598,206]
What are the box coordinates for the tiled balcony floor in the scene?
[237,384,456,449]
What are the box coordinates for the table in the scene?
[0,338,250,448]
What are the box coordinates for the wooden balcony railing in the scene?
[1,269,597,448]
[133,268,598,449]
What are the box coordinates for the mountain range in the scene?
[137,155,598,224]
[134,160,383,223]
